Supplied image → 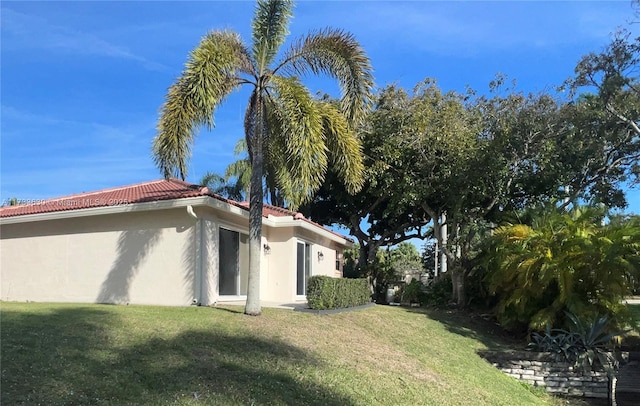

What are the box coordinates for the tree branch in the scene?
[606,103,640,137]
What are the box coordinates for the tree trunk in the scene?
[428,207,467,306]
[450,266,466,307]
[449,223,468,307]
[355,241,385,301]
[357,243,368,270]
[245,97,264,316]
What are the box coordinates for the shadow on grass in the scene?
[1,306,354,405]
[213,306,245,314]
[401,306,524,351]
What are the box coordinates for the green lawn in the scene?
[1,302,559,405]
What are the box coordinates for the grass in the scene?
[2,302,567,405]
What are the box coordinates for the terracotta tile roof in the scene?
[237,201,299,218]
[237,201,352,241]
[0,179,352,241]
[0,179,223,218]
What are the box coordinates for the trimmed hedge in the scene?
[306,276,370,310]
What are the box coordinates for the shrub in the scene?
[528,313,629,375]
[423,273,452,307]
[396,279,430,306]
[306,276,370,310]
[403,279,423,304]
[484,205,640,331]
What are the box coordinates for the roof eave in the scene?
[0,196,247,225]
[264,215,353,247]
[0,196,352,247]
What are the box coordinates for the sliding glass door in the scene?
[219,228,249,296]
[296,241,311,296]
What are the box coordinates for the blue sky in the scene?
[2,0,639,215]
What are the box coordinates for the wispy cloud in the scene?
[1,104,159,200]
[294,2,637,57]
[2,104,86,127]
[1,158,156,201]
[1,7,169,71]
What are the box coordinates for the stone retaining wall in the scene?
[479,350,616,399]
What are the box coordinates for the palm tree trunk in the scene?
[245,100,264,316]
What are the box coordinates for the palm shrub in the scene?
[485,205,640,332]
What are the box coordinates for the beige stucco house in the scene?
[0,179,350,306]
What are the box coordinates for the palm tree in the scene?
[198,139,251,202]
[208,137,293,207]
[152,0,373,315]
[224,139,251,200]
[199,171,245,201]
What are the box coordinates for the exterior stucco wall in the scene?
[262,227,295,303]
[1,208,197,306]
[1,203,349,306]
[258,226,348,303]
[295,227,344,278]
[200,217,218,305]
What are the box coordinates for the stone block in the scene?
[545,376,568,382]
[591,386,609,393]
[585,381,607,387]
[569,376,592,382]
[546,387,568,394]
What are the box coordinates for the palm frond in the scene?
[199,171,244,201]
[233,138,248,155]
[225,158,251,194]
[153,31,253,179]
[252,0,293,73]
[199,171,226,188]
[265,76,327,209]
[318,101,365,193]
[278,28,374,126]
